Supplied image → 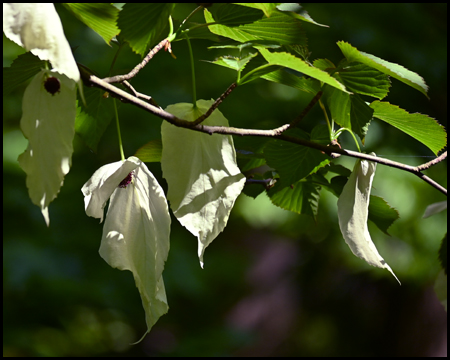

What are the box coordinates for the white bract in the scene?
[161,100,246,268]
[4,3,82,225]
[82,156,171,339]
[337,154,400,284]
[3,3,80,82]
[18,69,77,226]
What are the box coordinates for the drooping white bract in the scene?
[3,3,80,82]
[82,156,171,339]
[161,100,246,268]
[18,69,77,226]
[337,154,400,284]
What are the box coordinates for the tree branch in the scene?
[80,72,447,196]
[102,39,169,84]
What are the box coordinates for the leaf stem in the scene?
[334,127,361,152]
[113,99,125,161]
[319,98,332,140]
[185,34,197,108]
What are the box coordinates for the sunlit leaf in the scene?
[204,8,307,46]
[337,41,428,98]
[63,3,120,45]
[371,101,447,155]
[134,139,163,163]
[337,63,391,99]
[258,47,349,93]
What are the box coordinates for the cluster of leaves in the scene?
[3,3,447,338]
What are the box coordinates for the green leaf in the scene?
[118,3,174,56]
[367,196,400,235]
[323,86,373,141]
[268,178,321,218]
[264,128,330,191]
[370,101,447,155]
[63,3,120,45]
[337,41,428,98]
[337,63,391,99]
[323,84,351,128]
[261,69,320,94]
[276,3,328,27]
[134,139,163,162]
[204,8,307,46]
[239,64,281,85]
[349,94,373,142]
[258,47,349,93]
[18,70,77,226]
[212,4,265,26]
[313,58,335,71]
[3,52,45,95]
[206,52,258,72]
[75,87,116,152]
[337,154,400,284]
[234,3,278,18]
[161,100,246,268]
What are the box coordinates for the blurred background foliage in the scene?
[3,3,447,356]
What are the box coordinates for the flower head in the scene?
[82,156,171,338]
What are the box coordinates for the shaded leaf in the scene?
[367,195,400,235]
[264,128,330,191]
[75,87,116,152]
[118,3,174,56]
[268,178,321,218]
[3,52,45,95]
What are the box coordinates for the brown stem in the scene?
[102,39,169,84]
[191,83,237,126]
[80,72,448,196]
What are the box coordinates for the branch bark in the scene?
[81,72,447,196]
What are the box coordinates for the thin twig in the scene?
[270,90,324,135]
[102,39,169,84]
[191,83,237,126]
[81,72,448,196]
[122,80,161,108]
[416,151,447,171]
